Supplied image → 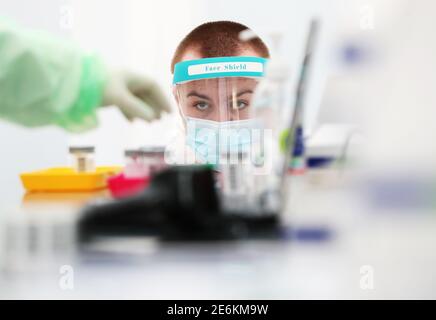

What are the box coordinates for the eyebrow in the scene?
[186,91,211,100]
[233,90,253,98]
[186,89,254,100]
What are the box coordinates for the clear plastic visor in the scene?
[175,77,260,122]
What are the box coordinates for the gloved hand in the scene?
[102,70,171,122]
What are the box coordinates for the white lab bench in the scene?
[1,166,435,299]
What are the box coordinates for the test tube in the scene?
[219,150,253,212]
[124,147,167,179]
[140,146,167,176]
[69,146,95,173]
[124,149,147,178]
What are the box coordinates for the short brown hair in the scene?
[171,21,270,73]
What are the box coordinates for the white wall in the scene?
[0,0,71,205]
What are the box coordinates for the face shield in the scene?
[176,76,260,122]
[173,56,268,165]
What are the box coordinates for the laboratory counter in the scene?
[0,167,435,299]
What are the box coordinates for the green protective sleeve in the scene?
[0,19,107,132]
[55,55,107,132]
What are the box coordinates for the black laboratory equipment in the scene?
[78,165,280,243]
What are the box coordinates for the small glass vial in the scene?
[124,149,148,178]
[140,146,167,176]
[124,147,167,179]
[69,146,95,173]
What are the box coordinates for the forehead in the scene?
[179,77,259,93]
[178,45,260,63]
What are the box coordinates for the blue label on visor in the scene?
[173,56,268,84]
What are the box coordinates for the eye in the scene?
[193,101,210,111]
[235,100,249,110]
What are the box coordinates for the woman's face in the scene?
[176,77,259,122]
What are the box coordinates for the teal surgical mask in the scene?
[185,117,259,165]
